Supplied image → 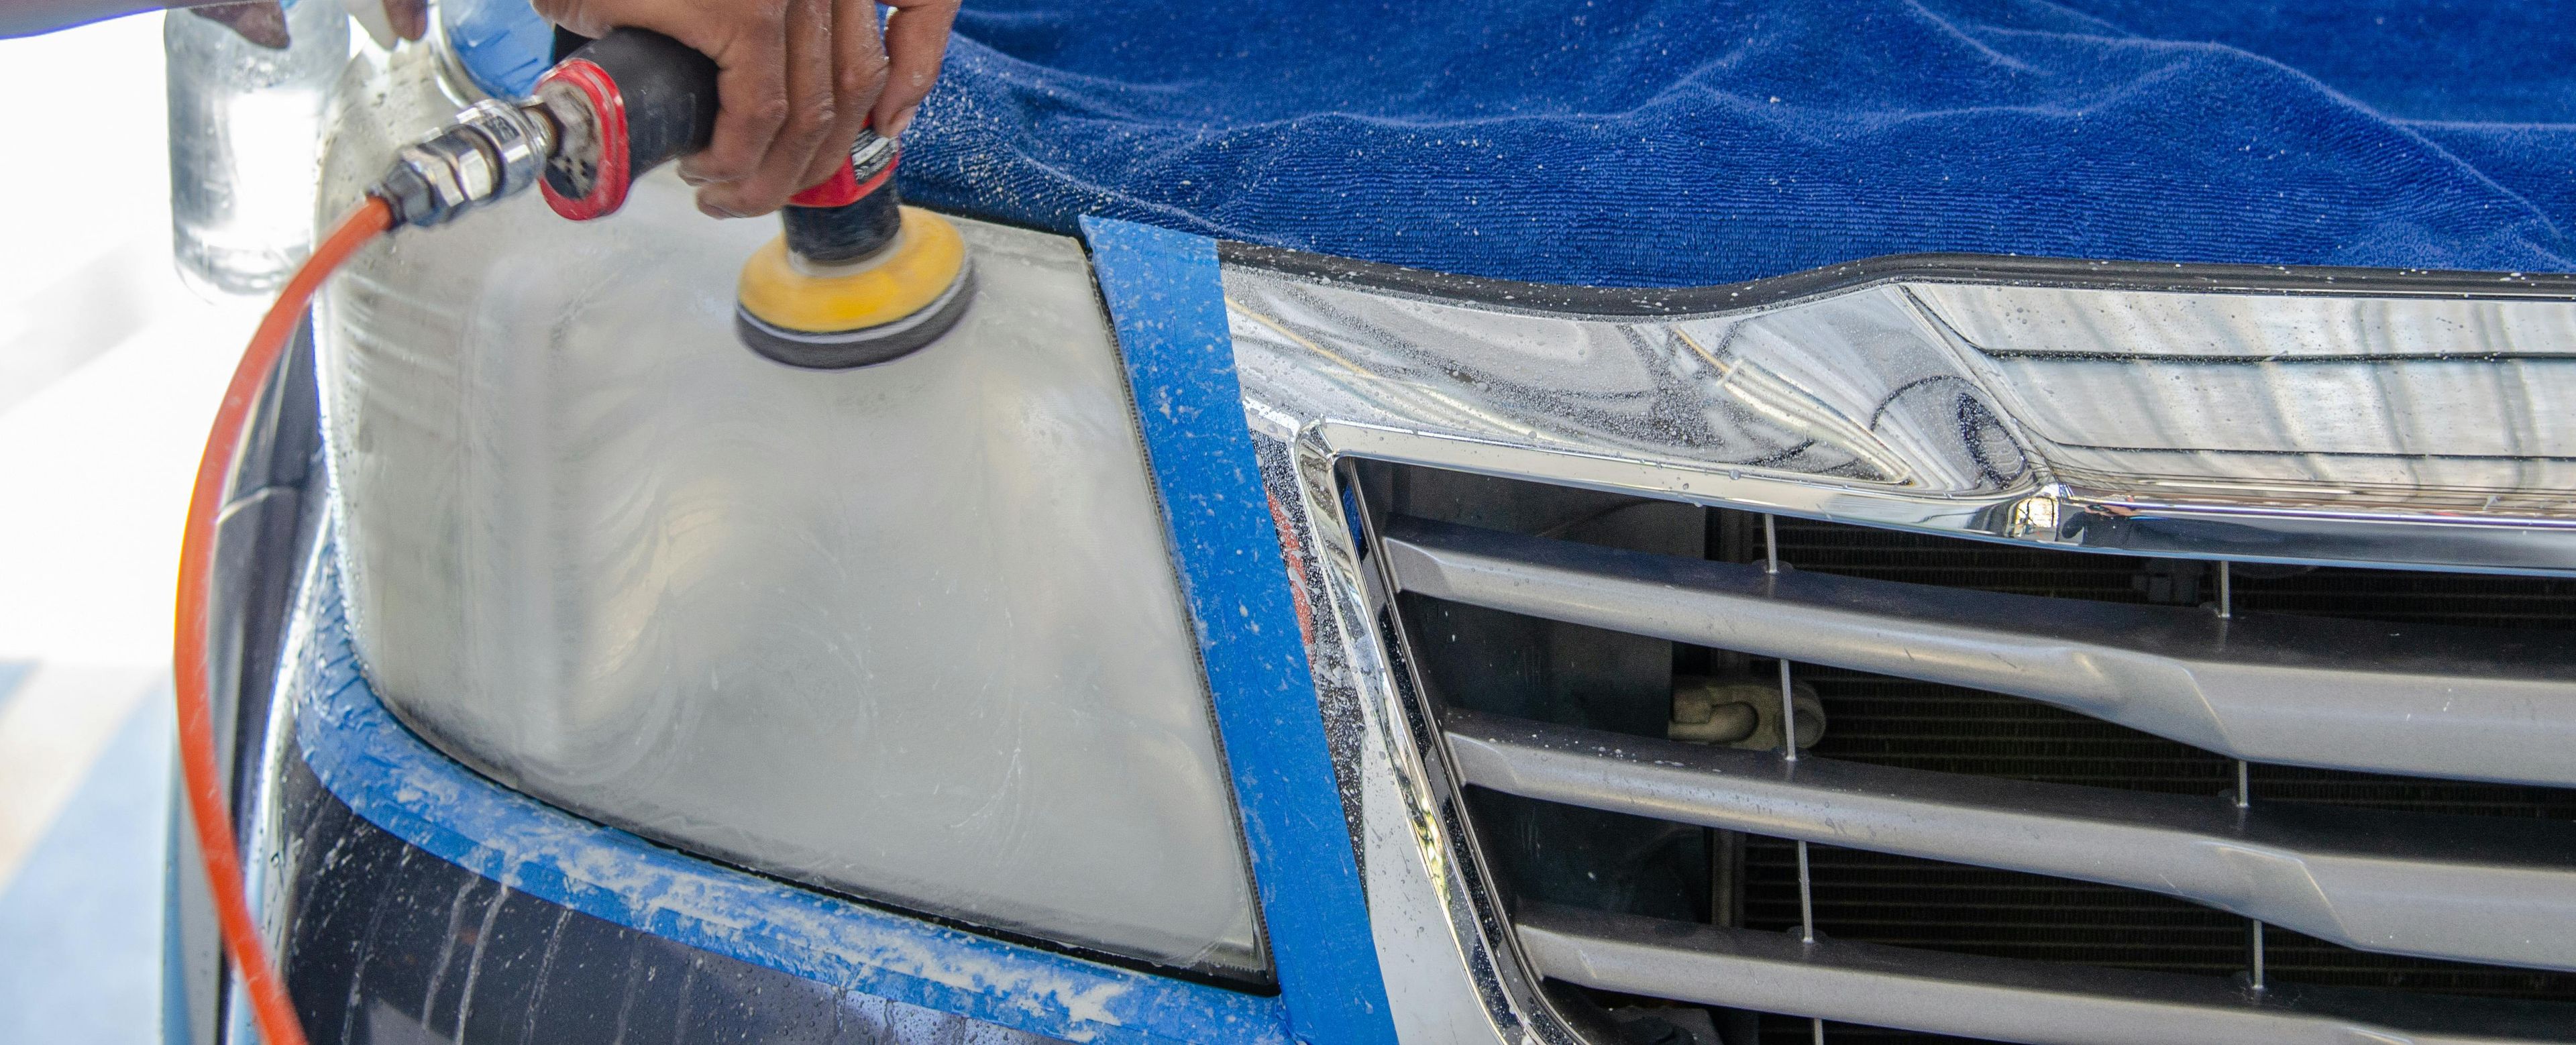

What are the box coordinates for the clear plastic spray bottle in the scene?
[164,0,347,295]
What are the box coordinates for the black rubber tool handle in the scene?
[570,29,718,179]
[537,28,720,219]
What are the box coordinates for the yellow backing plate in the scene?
[736,207,968,333]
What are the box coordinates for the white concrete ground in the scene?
[0,10,266,1042]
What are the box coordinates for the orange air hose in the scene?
[176,195,392,1045]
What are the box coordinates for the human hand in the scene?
[186,0,425,48]
[533,0,962,219]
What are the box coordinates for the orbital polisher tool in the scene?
[374,27,972,368]
[732,128,975,368]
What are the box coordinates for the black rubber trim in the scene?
[735,266,976,370]
[1214,241,2576,318]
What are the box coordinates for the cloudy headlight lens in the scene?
[315,58,1264,976]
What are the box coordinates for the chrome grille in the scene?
[1359,463,2576,1044]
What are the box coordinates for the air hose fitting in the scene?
[370,99,555,227]
[370,28,718,228]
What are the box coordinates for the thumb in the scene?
[187,1,290,49]
[383,0,427,40]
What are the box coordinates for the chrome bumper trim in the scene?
[1226,252,2576,575]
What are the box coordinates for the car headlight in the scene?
[310,49,1265,978]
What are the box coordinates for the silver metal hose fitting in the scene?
[371,99,559,228]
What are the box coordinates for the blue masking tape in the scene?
[1083,215,1399,1045]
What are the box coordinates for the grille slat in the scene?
[1518,904,2576,1045]
[1385,514,2576,789]
[1448,709,2576,973]
[1367,468,2576,1043]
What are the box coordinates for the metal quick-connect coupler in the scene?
[372,99,556,227]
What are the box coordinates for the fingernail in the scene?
[883,105,920,140]
[698,201,744,220]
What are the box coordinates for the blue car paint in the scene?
[1085,215,1401,1045]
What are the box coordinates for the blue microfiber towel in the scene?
[898,0,2576,287]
